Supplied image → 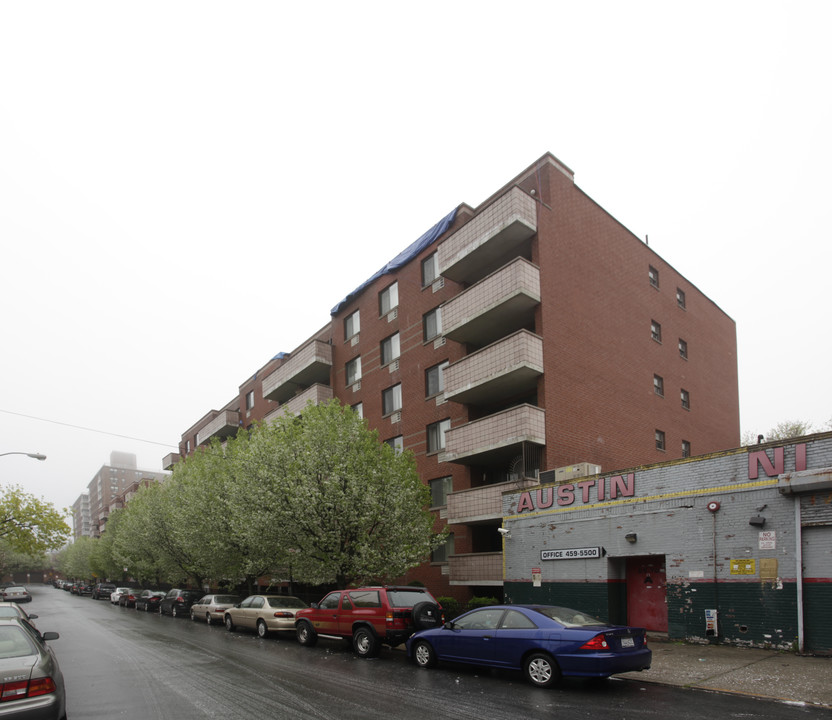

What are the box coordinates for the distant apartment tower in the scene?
[71,491,91,540]
[174,153,740,600]
[79,452,169,537]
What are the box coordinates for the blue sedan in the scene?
[406,604,651,688]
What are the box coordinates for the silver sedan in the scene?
[0,618,65,719]
[190,594,242,625]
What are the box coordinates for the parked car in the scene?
[190,594,242,625]
[0,618,65,718]
[74,582,93,596]
[224,595,307,637]
[1,586,32,603]
[118,588,143,608]
[406,604,651,688]
[135,590,166,612]
[0,601,38,627]
[110,587,131,604]
[159,589,204,618]
[294,586,442,658]
[91,582,117,600]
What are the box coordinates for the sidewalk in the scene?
[616,639,832,708]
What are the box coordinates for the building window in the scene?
[430,476,453,507]
[682,440,691,458]
[385,436,403,454]
[653,374,664,396]
[351,402,363,419]
[425,361,449,397]
[344,310,360,340]
[651,320,662,343]
[380,333,401,366]
[422,253,439,287]
[379,281,399,315]
[655,429,666,451]
[427,419,450,454]
[345,356,362,386]
[431,532,454,563]
[186,440,190,453]
[681,389,690,410]
[678,338,688,359]
[676,288,686,309]
[423,307,443,342]
[245,390,255,411]
[382,383,402,416]
[649,265,659,289]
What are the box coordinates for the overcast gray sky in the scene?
[2,1,830,515]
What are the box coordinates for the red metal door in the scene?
[626,556,668,632]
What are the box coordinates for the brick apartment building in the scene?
[73,451,169,539]
[170,152,740,601]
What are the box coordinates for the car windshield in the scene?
[533,606,605,627]
[5,587,25,593]
[0,626,36,659]
[387,590,434,607]
[0,608,21,618]
[265,597,306,609]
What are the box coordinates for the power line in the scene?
[0,408,178,449]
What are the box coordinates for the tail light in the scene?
[0,677,56,701]
[273,612,293,618]
[580,634,609,650]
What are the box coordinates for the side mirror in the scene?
[443,621,454,629]
[42,632,59,641]
[28,614,38,620]
[310,602,320,609]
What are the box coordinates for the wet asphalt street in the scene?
[29,586,830,719]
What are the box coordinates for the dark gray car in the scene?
[159,589,204,618]
[0,618,65,718]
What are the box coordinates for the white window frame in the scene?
[379,282,399,315]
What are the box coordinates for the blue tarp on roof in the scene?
[330,207,458,316]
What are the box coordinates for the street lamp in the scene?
[0,452,47,461]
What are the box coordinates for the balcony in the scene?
[448,552,503,586]
[444,330,543,406]
[447,477,541,525]
[438,186,537,285]
[162,452,180,470]
[442,258,540,348]
[196,410,241,446]
[440,404,545,466]
[284,383,334,416]
[262,340,332,404]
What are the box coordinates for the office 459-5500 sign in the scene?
[541,547,603,561]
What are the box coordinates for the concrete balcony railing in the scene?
[438,186,537,284]
[162,452,181,470]
[448,552,504,586]
[444,330,543,406]
[284,383,334,416]
[196,410,241,446]
[262,340,332,405]
[447,477,541,525]
[442,257,540,348]
[440,404,545,466]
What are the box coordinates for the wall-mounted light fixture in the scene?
[625,532,638,544]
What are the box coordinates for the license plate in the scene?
[621,636,635,648]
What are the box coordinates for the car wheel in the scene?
[412,640,437,669]
[296,621,317,647]
[257,620,268,638]
[353,627,380,658]
[225,614,235,632]
[411,602,442,630]
[206,613,212,625]
[524,652,560,688]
